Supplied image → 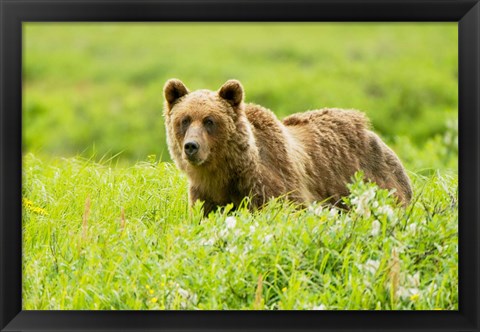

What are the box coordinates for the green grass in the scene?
[22,23,458,310]
[22,153,457,310]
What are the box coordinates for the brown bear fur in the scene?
[163,79,412,215]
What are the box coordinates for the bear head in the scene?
[163,79,245,170]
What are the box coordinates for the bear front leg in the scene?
[189,185,216,217]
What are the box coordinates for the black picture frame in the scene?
[1,0,479,331]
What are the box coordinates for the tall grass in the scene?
[22,154,457,310]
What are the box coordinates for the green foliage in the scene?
[22,23,458,310]
[23,23,457,162]
[23,153,457,310]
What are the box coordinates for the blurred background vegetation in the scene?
[23,23,457,172]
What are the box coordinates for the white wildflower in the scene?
[226,245,237,253]
[176,287,198,309]
[308,204,323,216]
[364,259,380,275]
[177,288,189,298]
[396,286,408,299]
[407,223,417,235]
[356,201,371,217]
[396,286,420,300]
[265,234,274,243]
[434,243,448,254]
[364,187,376,201]
[225,216,237,229]
[378,205,394,220]
[329,208,338,218]
[312,304,327,310]
[201,238,215,246]
[250,225,256,233]
[243,244,253,255]
[352,187,376,217]
[407,272,420,287]
[371,220,381,236]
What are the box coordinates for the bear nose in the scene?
[184,141,199,156]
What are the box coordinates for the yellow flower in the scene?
[149,289,154,295]
[22,198,48,215]
[146,285,150,290]
[434,308,443,310]
[151,297,158,303]
[160,282,166,288]
[22,198,34,207]
[410,293,420,301]
[33,207,48,215]
[282,287,287,293]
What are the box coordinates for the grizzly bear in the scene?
[163,79,412,216]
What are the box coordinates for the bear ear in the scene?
[164,79,189,106]
[218,80,244,107]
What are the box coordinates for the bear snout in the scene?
[184,141,200,158]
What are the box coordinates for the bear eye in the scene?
[203,117,214,127]
[181,117,190,127]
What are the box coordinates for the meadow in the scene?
[22,23,458,310]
